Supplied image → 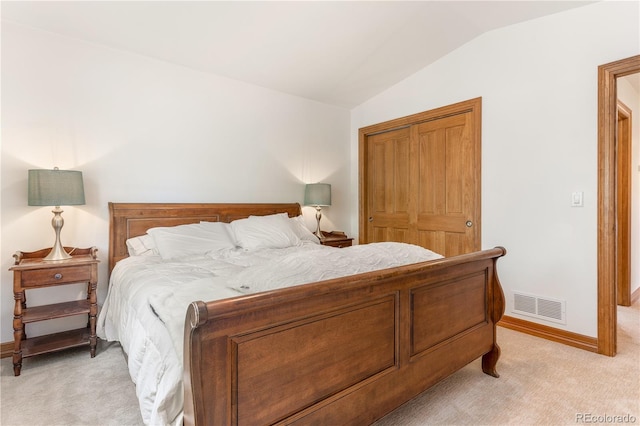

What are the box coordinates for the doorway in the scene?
[597,55,640,356]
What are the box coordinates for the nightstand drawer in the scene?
[321,239,353,248]
[20,265,92,288]
[320,232,354,248]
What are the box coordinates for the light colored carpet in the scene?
[1,303,638,426]
[1,341,142,426]
[375,302,640,426]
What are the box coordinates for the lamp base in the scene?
[43,207,72,261]
[314,206,324,239]
[43,243,72,261]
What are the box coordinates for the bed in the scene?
[101,202,506,425]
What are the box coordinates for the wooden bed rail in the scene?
[184,247,506,425]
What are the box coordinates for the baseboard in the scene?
[498,315,598,353]
[631,287,640,305]
[1,341,13,359]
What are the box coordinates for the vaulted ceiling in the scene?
[2,1,596,108]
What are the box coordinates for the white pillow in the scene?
[126,234,158,256]
[199,221,238,246]
[289,216,320,244]
[231,213,301,250]
[148,222,236,260]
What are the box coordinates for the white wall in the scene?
[350,1,639,337]
[0,22,351,343]
[618,76,640,297]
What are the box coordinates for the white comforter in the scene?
[97,242,442,425]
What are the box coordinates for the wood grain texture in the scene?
[184,244,506,425]
[108,202,301,273]
[359,98,481,256]
[597,55,640,356]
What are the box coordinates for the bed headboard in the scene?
[108,202,302,273]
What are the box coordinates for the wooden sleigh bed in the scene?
[108,202,506,425]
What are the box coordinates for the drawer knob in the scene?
[53,273,63,280]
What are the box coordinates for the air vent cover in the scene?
[512,292,566,324]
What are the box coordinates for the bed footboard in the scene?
[184,247,506,425]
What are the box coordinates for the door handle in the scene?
[466,221,473,227]
[369,217,373,222]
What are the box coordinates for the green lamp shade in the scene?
[28,169,85,206]
[304,183,331,207]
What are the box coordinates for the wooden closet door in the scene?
[365,127,413,243]
[413,111,479,256]
[360,98,481,257]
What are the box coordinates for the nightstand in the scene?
[9,247,99,376]
[320,231,354,248]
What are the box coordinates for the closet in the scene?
[359,97,482,257]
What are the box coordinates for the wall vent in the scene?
[512,292,566,324]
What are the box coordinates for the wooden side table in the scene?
[320,231,354,248]
[9,247,99,376]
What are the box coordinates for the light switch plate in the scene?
[571,191,584,207]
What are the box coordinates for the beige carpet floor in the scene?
[0,341,142,426]
[375,302,639,426]
[1,303,638,426]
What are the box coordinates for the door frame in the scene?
[597,54,640,356]
[358,97,482,247]
[616,100,632,307]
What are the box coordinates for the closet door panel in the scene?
[366,128,413,243]
[414,112,477,256]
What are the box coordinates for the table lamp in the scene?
[28,167,85,261]
[304,183,331,239]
